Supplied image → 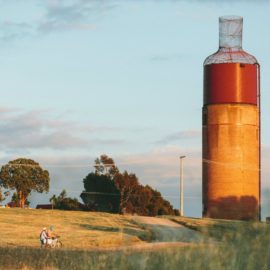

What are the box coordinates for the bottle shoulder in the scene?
[204,48,258,65]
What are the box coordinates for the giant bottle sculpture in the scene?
[203,16,260,220]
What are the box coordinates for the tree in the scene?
[80,155,176,216]
[49,194,58,209]
[80,172,120,213]
[0,158,50,208]
[113,166,175,216]
[94,154,119,178]
[114,171,139,213]
[50,190,83,211]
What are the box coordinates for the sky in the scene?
[0,0,270,219]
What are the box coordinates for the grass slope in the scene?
[2,209,270,269]
[0,208,150,249]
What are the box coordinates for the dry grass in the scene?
[0,208,149,249]
[169,215,270,241]
[2,209,270,269]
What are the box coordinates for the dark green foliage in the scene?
[50,190,83,211]
[80,173,120,213]
[0,158,50,208]
[57,197,83,211]
[81,155,175,216]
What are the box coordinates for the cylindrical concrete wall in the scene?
[202,104,259,220]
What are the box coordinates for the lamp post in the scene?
[180,156,186,216]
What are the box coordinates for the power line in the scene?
[0,158,264,171]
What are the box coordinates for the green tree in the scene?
[49,194,58,209]
[50,190,82,211]
[57,189,67,201]
[10,192,19,207]
[80,154,176,216]
[0,158,50,208]
[94,154,119,178]
[80,172,120,213]
[57,197,82,210]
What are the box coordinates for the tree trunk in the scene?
[18,190,22,208]
[21,193,25,208]
[18,190,25,208]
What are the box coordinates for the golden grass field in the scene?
[0,208,151,249]
[1,208,270,269]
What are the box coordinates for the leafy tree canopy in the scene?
[94,154,119,178]
[80,172,120,213]
[50,189,83,211]
[80,155,176,216]
[0,158,50,208]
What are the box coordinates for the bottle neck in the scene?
[219,16,243,50]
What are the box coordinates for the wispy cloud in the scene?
[0,0,118,43]
[156,129,201,144]
[38,0,118,33]
[0,0,266,44]
[0,107,127,151]
[38,1,94,33]
[0,21,34,43]
[0,109,85,150]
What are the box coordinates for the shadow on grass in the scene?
[78,223,153,241]
[132,223,205,243]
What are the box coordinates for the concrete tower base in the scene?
[202,104,260,220]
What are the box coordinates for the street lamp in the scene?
[180,156,186,216]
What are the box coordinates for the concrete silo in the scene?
[202,16,260,220]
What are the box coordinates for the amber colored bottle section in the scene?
[203,63,260,220]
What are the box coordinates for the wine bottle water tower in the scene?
[202,16,260,220]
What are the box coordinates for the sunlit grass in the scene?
[1,209,270,269]
[1,240,270,270]
[0,208,148,249]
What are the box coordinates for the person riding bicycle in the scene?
[40,227,50,246]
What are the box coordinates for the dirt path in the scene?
[91,216,210,251]
[132,216,206,243]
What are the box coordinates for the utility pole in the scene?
[180,156,186,216]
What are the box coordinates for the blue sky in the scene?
[0,0,270,219]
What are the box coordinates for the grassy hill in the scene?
[1,208,270,270]
[0,208,151,249]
